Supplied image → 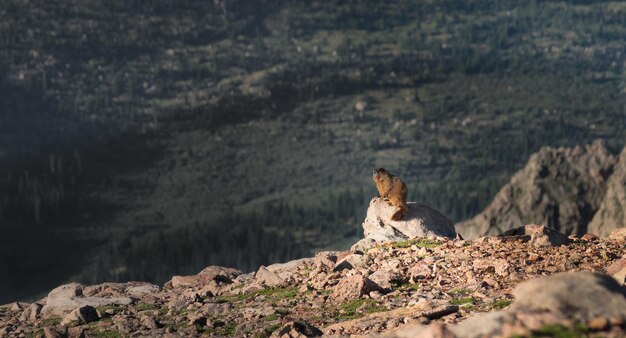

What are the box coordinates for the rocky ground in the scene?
[2,201,626,338]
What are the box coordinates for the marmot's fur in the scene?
[373,168,408,221]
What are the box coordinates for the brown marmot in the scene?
[373,168,408,221]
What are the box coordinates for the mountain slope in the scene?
[456,140,623,238]
[588,146,626,237]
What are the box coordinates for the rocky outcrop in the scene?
[500,224,570,247]
[457,140,621,238]
[588,146,626,237]
[41,283,133,317]
[352,197,456,251]
[169,266,242,289]
[386,271,626,338]
[1,234,625,337]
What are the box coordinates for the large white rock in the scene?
[352,198,455,251]
[41,283,132,317]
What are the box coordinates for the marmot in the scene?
[373,168,408,221]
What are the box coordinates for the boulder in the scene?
[60,305,98,326]
[266,258,313,280]
[49,283,83,299]
[511,271,626,322]
[332,275,381,303]
[41,283,133,317]
[255,266,286,288]
[449,271,626,337]
[368,269,400,291]
[352,198,455,251]
[605,257,626,285]
[314,251,339,270]
[20,303,42,322]
[334,254,367,271]
[170,266,242,288]
[126,284,160,296]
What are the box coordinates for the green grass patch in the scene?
[90,330,122,338]
[222,324,237,336]
[96,304,124,315]
[264,313,279,321]
[450,297,474,305]
[448,288,471,296]
[27,329,44,338]
[527,324,589,338]
[490,299,512,310]
[265,323,283,335]
[399,283,421,291]
[43,317,62,326]
[392,280,420,291]
[159,307,169,316]
[337,298,386,320]
[213,286,299,304]
[164,321,186,332]
[136,303,157,312]
[391,238,441,249]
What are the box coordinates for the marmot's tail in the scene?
[391,206,408,221]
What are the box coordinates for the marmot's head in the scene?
[373,168,391,183]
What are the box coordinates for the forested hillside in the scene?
[1,0,625,302]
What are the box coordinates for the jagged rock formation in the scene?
[456,140,624,239]
[588,146,626,237]
[352,197,456,251]
[2,226,626,337]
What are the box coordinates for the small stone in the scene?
[354,100,367,111]
[588,317,609,331]
[189,313,207,327]
[369,291,384,300]
[140,314,160,329]
[409,263,431,281]
[298,284,313,292]
[368,269,399,290]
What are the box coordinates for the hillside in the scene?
[2,0,626,303]
[2,204,626,337]
[456,141,626,239]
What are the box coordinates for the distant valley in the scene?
[1,0,625,303]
